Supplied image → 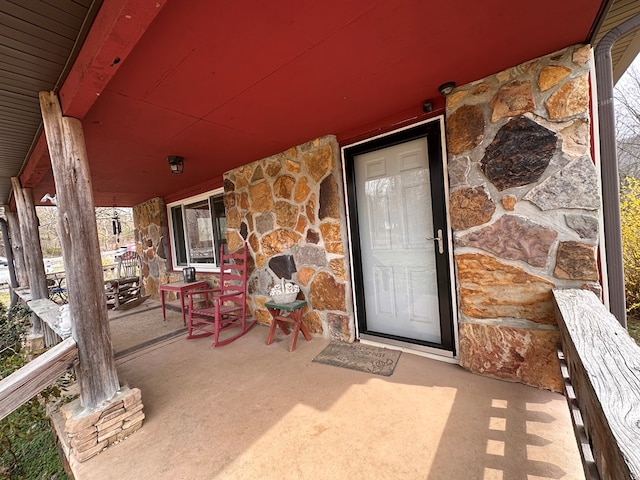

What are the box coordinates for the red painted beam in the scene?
[21,0,167,189]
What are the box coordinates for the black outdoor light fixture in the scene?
[167,155,184,174]
[438,81,456,96]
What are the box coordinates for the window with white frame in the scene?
[167,188,226,270]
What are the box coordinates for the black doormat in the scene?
[312,342,401,376]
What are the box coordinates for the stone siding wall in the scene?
[446,44,599,390]
[223,135,354,341]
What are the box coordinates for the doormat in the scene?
[312,342,401,376]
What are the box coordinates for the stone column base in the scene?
[51,386,145,465]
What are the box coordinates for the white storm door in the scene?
[354,138,442,344]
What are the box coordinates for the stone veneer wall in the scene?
[223,135,354,341]
[446,44,600,391]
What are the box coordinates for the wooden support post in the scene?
[6,210,29,288]
[10,178,48,333]
[39,91,119,409]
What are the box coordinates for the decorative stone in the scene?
[447,90,468,108]
[249,182,274,212]
[294,177,311,203]
[285,159,301,173]
[446,104,485,154]
[565,214,599,240]
[554,241,598,280]
[459,323,562,391]
[260,229,301,256]
[255,213,274,234]
[295,215,307,234]
[447,156,470,187]
[572,45,590,66]
[264,159,282,177]
[490,80,535,122]
[480,116,556,191]
[523,155,600,211]
[249,269,274,295]
[330,258,346,280]
[304,145,334,183]
[545,75,589,119]
[449,186,496,231]
[224,178,235,192]
[320,221,342,243]
[239,222,248,240]
[327,313,351,341]
[223,192,236,209]
[306,194,316,224]
[537,65,571,91]
[306,230,320,244]
[303,310,323,334]
[558,120,589,158]
[292,244,328,267]
[227,207,241,229]
[274,175,296,199]
[251,164,264,182]
[456,253,556,324]
[501,195,517,211]
[319,174,340,220]
[248,232,259,253]
[227,230,244,253]
[268,255,297,280]
[473,83,492,96]
[254,308,272,325]
[457,215,557,267]
[239,192,249,209]
[296,266,315,286]
[275,201,298,228]
[310,272,346,311]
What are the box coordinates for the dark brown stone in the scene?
[319,174,340,220]
[268,255,297,280]
[480,116,557,191]
[251,164,264,182]
[310,271,346,311]
[554,241,598,280]
[457,215,557,267]
[306,230,320,244]
[224,178,235,192]
[449,186,496,231]
[446,104,485,154]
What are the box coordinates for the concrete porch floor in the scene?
[71,302,585,480]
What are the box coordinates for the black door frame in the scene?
[342,118,456,354]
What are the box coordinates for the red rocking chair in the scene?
[185,243,255,347]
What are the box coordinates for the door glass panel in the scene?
[355,138,442,343]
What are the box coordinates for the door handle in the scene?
[426,229,444,254]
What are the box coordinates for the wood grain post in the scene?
[11,177,48,333]
[39,91,119,409]
[5,209,29,288]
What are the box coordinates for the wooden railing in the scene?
[553,289,640,480]
[0,337,77,420]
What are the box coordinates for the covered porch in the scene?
[69,302,584,480]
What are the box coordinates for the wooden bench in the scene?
[553,289,640,480]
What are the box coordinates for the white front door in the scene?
[344,119,454,352]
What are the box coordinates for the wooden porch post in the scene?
[10,178,48,333]
[39,91,119,408]
[6,210,29,288]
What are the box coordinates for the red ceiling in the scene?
[23,0,604,207]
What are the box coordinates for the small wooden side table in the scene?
[265,299,311,352]
[160,280,208,325]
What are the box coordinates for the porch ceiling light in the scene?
[438,81,456,96]
[167,155,184,174]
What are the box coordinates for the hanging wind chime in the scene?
[112,202,122,244]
